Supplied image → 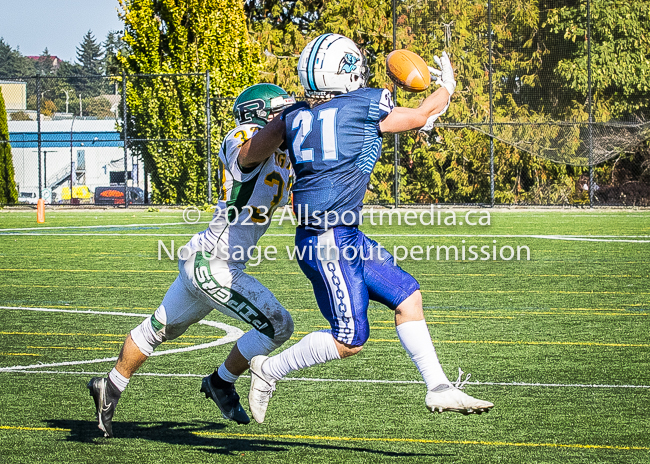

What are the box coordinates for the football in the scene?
[386,49,431,93]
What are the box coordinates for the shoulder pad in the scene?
[280,101,310,120]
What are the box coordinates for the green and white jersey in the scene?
[184,123,293,263]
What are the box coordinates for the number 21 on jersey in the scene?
[292,108,339,163]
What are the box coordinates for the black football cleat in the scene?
[87,377,120,437]
[200,375,250,425]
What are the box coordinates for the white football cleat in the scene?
[425,384,494,415]
[248,355,276,423]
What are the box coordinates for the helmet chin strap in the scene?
[305,90,341,99]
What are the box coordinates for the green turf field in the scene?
[0,207,648,463]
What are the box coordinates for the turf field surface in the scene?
[0,207,648,463]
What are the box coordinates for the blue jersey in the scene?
[284,87,394,230]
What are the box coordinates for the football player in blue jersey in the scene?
[242,33,494,423]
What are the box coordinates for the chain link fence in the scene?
[391,0,649,206]
[2,75,132,205]
[0,73,237,207]
[1,0,648,207]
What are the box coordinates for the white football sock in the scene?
[262,330,341,381]
[217,364,239,384]
[109,367,130,392]
[396,320,450,389]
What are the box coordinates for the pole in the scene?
[70,116,75,205]
[587,0,594,207]
[206,71,212,203]
[122,71,129,208]
[144,164,148,204]
[392,0,399,207]
[36,76,42,200]
[488,0,495,207]
[44,151,47,188]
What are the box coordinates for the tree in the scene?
[72,31,107,96]
[76,31,104,75]
[544,0,650,118]
[10,111,31,121]
[103,30,127,77]
[0,38,35,77]
[0,90,19,204]
[35,48,56,75]
[83,96,116,119]
[118,0,260,204]
[244,0,649,205]
[244,0,395,94]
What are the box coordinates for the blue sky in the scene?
[0,0,123,62]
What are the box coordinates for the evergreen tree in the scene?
[73,31,107,97]
[0,38,35,77]
[544,0,650,118]
[76,31,104,75]
[103,30,126,76]
[35,48,56,75]
[0,91,18,204]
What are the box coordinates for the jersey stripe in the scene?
[226,172,261,222]
[356,98,382,174]
[317,230,355,344]
[217,158,227,200]
[307,33,332,91]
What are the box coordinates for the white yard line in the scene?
[2,232,650,243]
[0,306,243,372]
[0,222,208,232]
[0,369,647,389]
[358,234,650,243]
[0,233,196,236]
[1,306,648,389]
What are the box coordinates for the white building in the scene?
[8,119,144,203]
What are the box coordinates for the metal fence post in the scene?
[394,138,400,206]
[144,164,148,204]
[36,75,42,200]
[587,0,594,207]
[122,71,129,209]
[206,71,212,204]
[70,116,75,205]
[488,0,495,207]
[392,0,399,207]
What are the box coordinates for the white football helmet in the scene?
[298,33,368,97]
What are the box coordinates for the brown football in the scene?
[386,49,431,93]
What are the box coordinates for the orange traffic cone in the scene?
[37,198,45,223]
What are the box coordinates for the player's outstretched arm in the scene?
[238,115,286,168]
[379,87,450,134]
[379,51,456,134]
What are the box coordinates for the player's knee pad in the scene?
[236,308,293,361]
[163,320,191,341]
[271,307,294,346]
[130,306,168,357]
[236,329,281,361]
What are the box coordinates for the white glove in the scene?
[427,51,456,97]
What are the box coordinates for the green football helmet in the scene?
[232,83,296,127]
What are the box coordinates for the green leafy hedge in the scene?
[118,0,260,204]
